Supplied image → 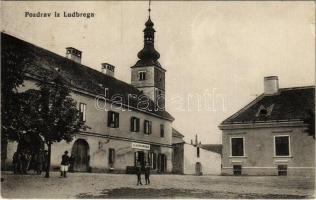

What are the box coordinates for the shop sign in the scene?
[132,142,150,150]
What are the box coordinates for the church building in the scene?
[1,8,175,173]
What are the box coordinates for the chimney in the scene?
[101,63,115,77]
[264,76,279,95]
[66,47,82,64]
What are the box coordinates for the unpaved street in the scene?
[1,171,314,199]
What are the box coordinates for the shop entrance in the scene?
[135,151,145,170]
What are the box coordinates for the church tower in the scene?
[131,2,166,110]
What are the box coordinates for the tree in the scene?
[1,42,28,144]
[32,75,87,178]
[304,109,315,139]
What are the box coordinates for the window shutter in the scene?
[144,121,147,134]
[153,153,156,169]
[130,117,134,132]
[136,118,140,132]
[113,149,115,163]
[115,112,119,128]
[107,112,112,127]
[149,121,152,134]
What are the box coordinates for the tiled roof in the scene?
[200,144,222,155]
[221,86,315,125]
[172,128,185,144]
[1,32,174,121]
[172,128,184,138]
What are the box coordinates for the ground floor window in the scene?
[233,165,242,175]
[277,165,287,176]
[108,148,115,167]
[231,137,244,157]
[275,136,290,156]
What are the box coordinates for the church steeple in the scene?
[134,0,161,68]
[131,1,166,110]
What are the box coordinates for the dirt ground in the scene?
[1,171,315,199]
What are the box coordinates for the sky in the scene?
[1,1,315,144]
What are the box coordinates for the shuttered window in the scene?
[79,103,87,122]
[144,120,152,134]
[130,117,140,132]
[108,111,119,128]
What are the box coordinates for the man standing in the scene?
[145,162,151,185]
[60,151,70,178]
[136,161,142,186]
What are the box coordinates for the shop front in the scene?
[132,142,167,173]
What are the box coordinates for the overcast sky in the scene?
[2,1,315,144]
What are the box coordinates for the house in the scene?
[219,76,315,176]
[172,131,221,175]
[1,11,175,173]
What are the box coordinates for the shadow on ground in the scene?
[76,187,309,199]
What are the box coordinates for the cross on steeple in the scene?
[148,0,151,18]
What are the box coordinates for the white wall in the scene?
[183,143,221,175]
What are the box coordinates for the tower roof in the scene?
[132,4,162,68]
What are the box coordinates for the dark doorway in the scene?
[72,139,90,172]
[195,162,202,175]
[135,151,145,170]
[158,154,167,173]
[233,165,242,175]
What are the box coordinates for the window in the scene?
[130,117,140,132]
[144,120,152,134]
[150,152,157,169]
[108,148,115,165]
[277,165,287,176]
[108,111,119,128]
[275,136,290,156]
[233,165,242,175]
[104,88,109,98]
[231,137,244,157]
[79,103,87,122]
[160,124,164,137]
[139,71,146,81]
[197,147,200,158]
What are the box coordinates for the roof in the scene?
[1,32,174,121]
[221,86,315,125]
[200,144,222,155]
[172,128,185,144]
[172,128,184,138]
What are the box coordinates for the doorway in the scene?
[72,139,90,172]
[135,151,145,170]
[195,162,202,175]
[158,154,167,173]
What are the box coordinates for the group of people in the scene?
[135,161,151,186]
[12,150,47,175]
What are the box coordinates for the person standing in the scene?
[60,151,70,178]
[136,161,142,186]
[145,162,151,185]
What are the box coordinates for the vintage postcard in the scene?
[1,0,315,199]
